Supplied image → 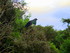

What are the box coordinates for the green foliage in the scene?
[49,42,60,53]
[13,8,29,31]
[60,39,70,53]
[11,31,20,38]
[18,26,51,53]
[44,26,57,41]
[0,0,15,24]
[53,29,70,49]
[62,18,70,29]
[55,31,64,45]
[0,0,70,53]
[0,0,16,53]
[62,18,70,24]
[24,41,50,53]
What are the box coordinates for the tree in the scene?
[44,26,57,41]
[62,18,70,36]
[0,0,29,53]
[0,0,15,24]
[62,18,70,28]
[0,0,16,53]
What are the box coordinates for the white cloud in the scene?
[25,0,70,13]
[25,0,69,30]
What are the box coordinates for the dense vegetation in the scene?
[0,0,70,53]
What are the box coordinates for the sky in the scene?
[24,0,70,30]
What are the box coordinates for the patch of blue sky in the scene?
[51,7,70,18]
[30,7,70,30]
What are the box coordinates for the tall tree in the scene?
[0,0,28,52]
[62,18,70,28]
[0,0,16,24]
[62,18,70,36]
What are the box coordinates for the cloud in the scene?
[29,7,70,30]
[25,0,70,13]
[25,0,70,30]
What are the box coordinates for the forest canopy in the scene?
[0,0,70,53]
